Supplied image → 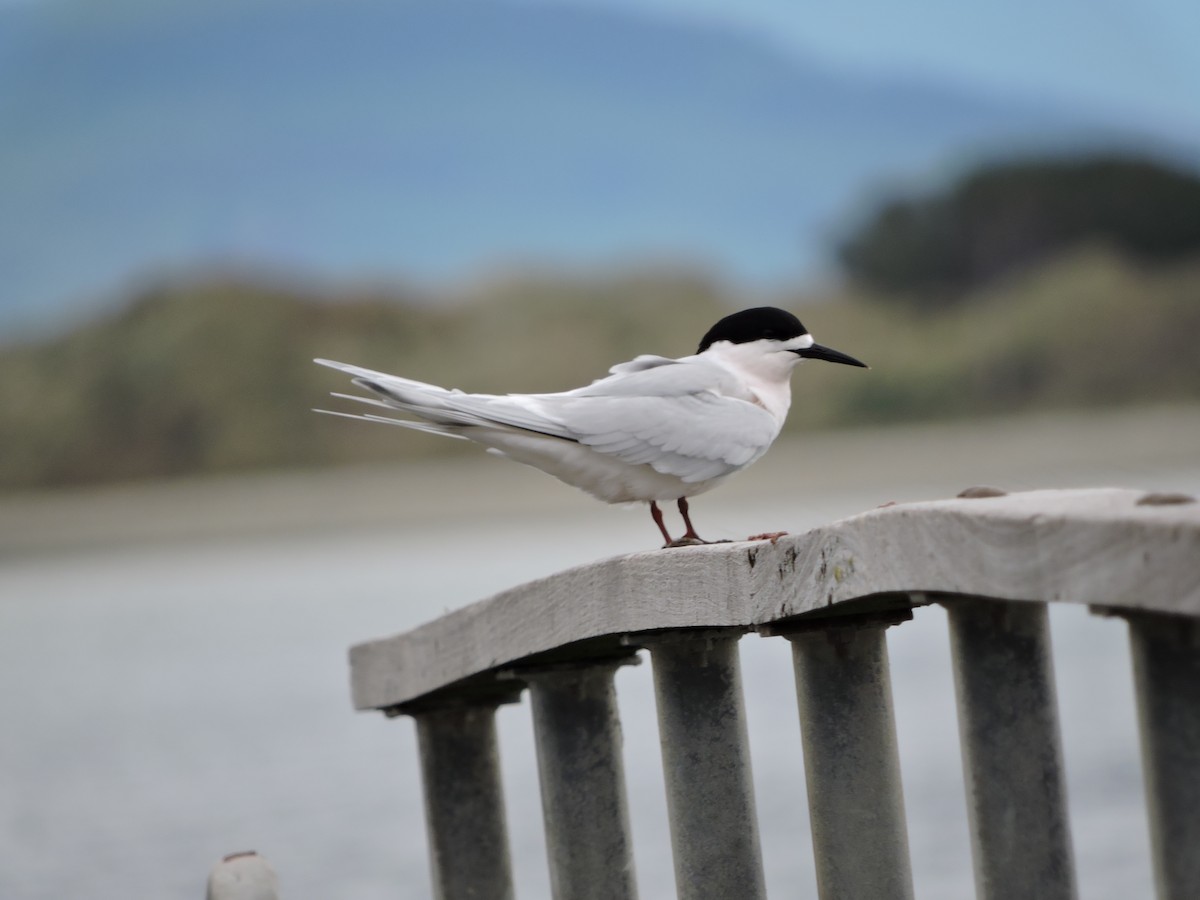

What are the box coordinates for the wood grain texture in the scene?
[350,488,1200,710]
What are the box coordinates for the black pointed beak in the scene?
[796,342,868,368]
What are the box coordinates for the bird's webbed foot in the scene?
[650,498,732,549]
[663,536,708,549]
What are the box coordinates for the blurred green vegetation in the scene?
[839,154,1200,306]
[1,248,1198,491]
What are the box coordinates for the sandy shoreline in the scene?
[2,403,1199,558]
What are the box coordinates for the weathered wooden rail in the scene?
[210,487,1200,899]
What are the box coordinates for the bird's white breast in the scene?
[701,340,797,423]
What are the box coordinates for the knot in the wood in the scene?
[1136,491,1196,506]
[957,485,1008,499]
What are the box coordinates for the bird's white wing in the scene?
[553,393,777,482]
[317,356,781,483]
[544,359,781,483]
[603,354,678,376]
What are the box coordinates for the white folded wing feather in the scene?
[315,355,780,484]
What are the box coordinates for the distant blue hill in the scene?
[1,0,1194,335]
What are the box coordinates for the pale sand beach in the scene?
[3,403,1199,558]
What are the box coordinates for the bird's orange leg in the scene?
[650,501,674,546]
[677,497,704,542]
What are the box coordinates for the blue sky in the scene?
[5,0,1197,134]
[532,0,1200,137]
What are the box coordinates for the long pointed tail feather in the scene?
[315,359,455,397]
[312,407,468,439]
[315,358,574,441]
[329,391,394,410]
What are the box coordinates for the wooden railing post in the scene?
[1124,611,1200,900]
[774,611,915,900]
[344,488,1200,900]
[643,629,767,900]
[520,657,641,900]
[411,695,521,900]
[946,599,1078,900]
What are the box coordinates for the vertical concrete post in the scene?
[413,699,518,900]
[785,616,915,900]
[946,599,1078,900]
[646,630,766,900]
[1125,611,1200,900]
[524,658,640,900]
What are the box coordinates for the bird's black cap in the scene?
[697,307,808,353]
